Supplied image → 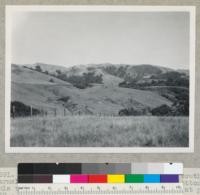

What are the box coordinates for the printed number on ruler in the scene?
[17,183,183,195]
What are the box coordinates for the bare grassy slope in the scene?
[11,116,189,147]
[12,64,72,85]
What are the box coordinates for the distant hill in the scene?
[25,62,69,74]
[26,62,172,80]
[11,63,189,116]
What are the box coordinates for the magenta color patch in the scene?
[70,175,88,183]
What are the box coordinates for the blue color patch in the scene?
[144,174,160,183]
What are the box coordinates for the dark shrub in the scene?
[56,69,62,75]
[119,109,129,116]
[35,65,42,72]
[49,78,54,83]
[119,107,150,116]
[151,104,172,116]
[57,96,70,103]
[11,101,40,118]
[172,100,189,116]
[64,72,103,89]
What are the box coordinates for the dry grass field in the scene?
[10,116,189,147]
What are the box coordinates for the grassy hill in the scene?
[12,64,73,85]
[11,63,173,116]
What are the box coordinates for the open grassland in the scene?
[10,116,189,147]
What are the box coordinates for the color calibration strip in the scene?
[18,163,182,184]
[18,174,179,184]
[18,163,183,174]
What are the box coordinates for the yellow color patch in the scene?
[107,174,125,183]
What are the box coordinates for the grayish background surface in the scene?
[0,0,199,167]
[12,11,189,69]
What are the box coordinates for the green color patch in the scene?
[125,174,144,183]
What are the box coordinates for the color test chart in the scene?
[17,163,184,195]
[18,173,180,184]
[0,167,188,195]
[18,163,182,184]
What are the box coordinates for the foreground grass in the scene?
[10,116,189,147]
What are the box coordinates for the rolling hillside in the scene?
[12,64,72,85]
[11,63,189,147]
[11,63,175,116]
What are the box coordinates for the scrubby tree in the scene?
[11,101,40,117]
[35,65,42,72]
[119,107,150,116]
[49,78,54,83]
[151,104,172,116]
[56,69,62,75]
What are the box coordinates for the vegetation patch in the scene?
[10,115,189,147]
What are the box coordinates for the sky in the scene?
[10,11,190,69]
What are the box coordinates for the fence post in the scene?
[54,108,57,117]
[30,106,33,117]
[12,105,15,118]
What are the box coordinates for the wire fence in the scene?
[11,105,119,119]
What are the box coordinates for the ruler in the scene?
[17,183,183,195]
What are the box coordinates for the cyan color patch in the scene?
[144,174,160,183]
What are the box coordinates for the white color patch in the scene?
[164,163,183,174]
[53,175,70,183]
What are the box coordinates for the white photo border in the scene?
[5,5,196,153]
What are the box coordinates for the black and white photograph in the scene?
[5,6,195,152]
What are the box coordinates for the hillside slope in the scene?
[11,64,174,116]
[12,64,73,86]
